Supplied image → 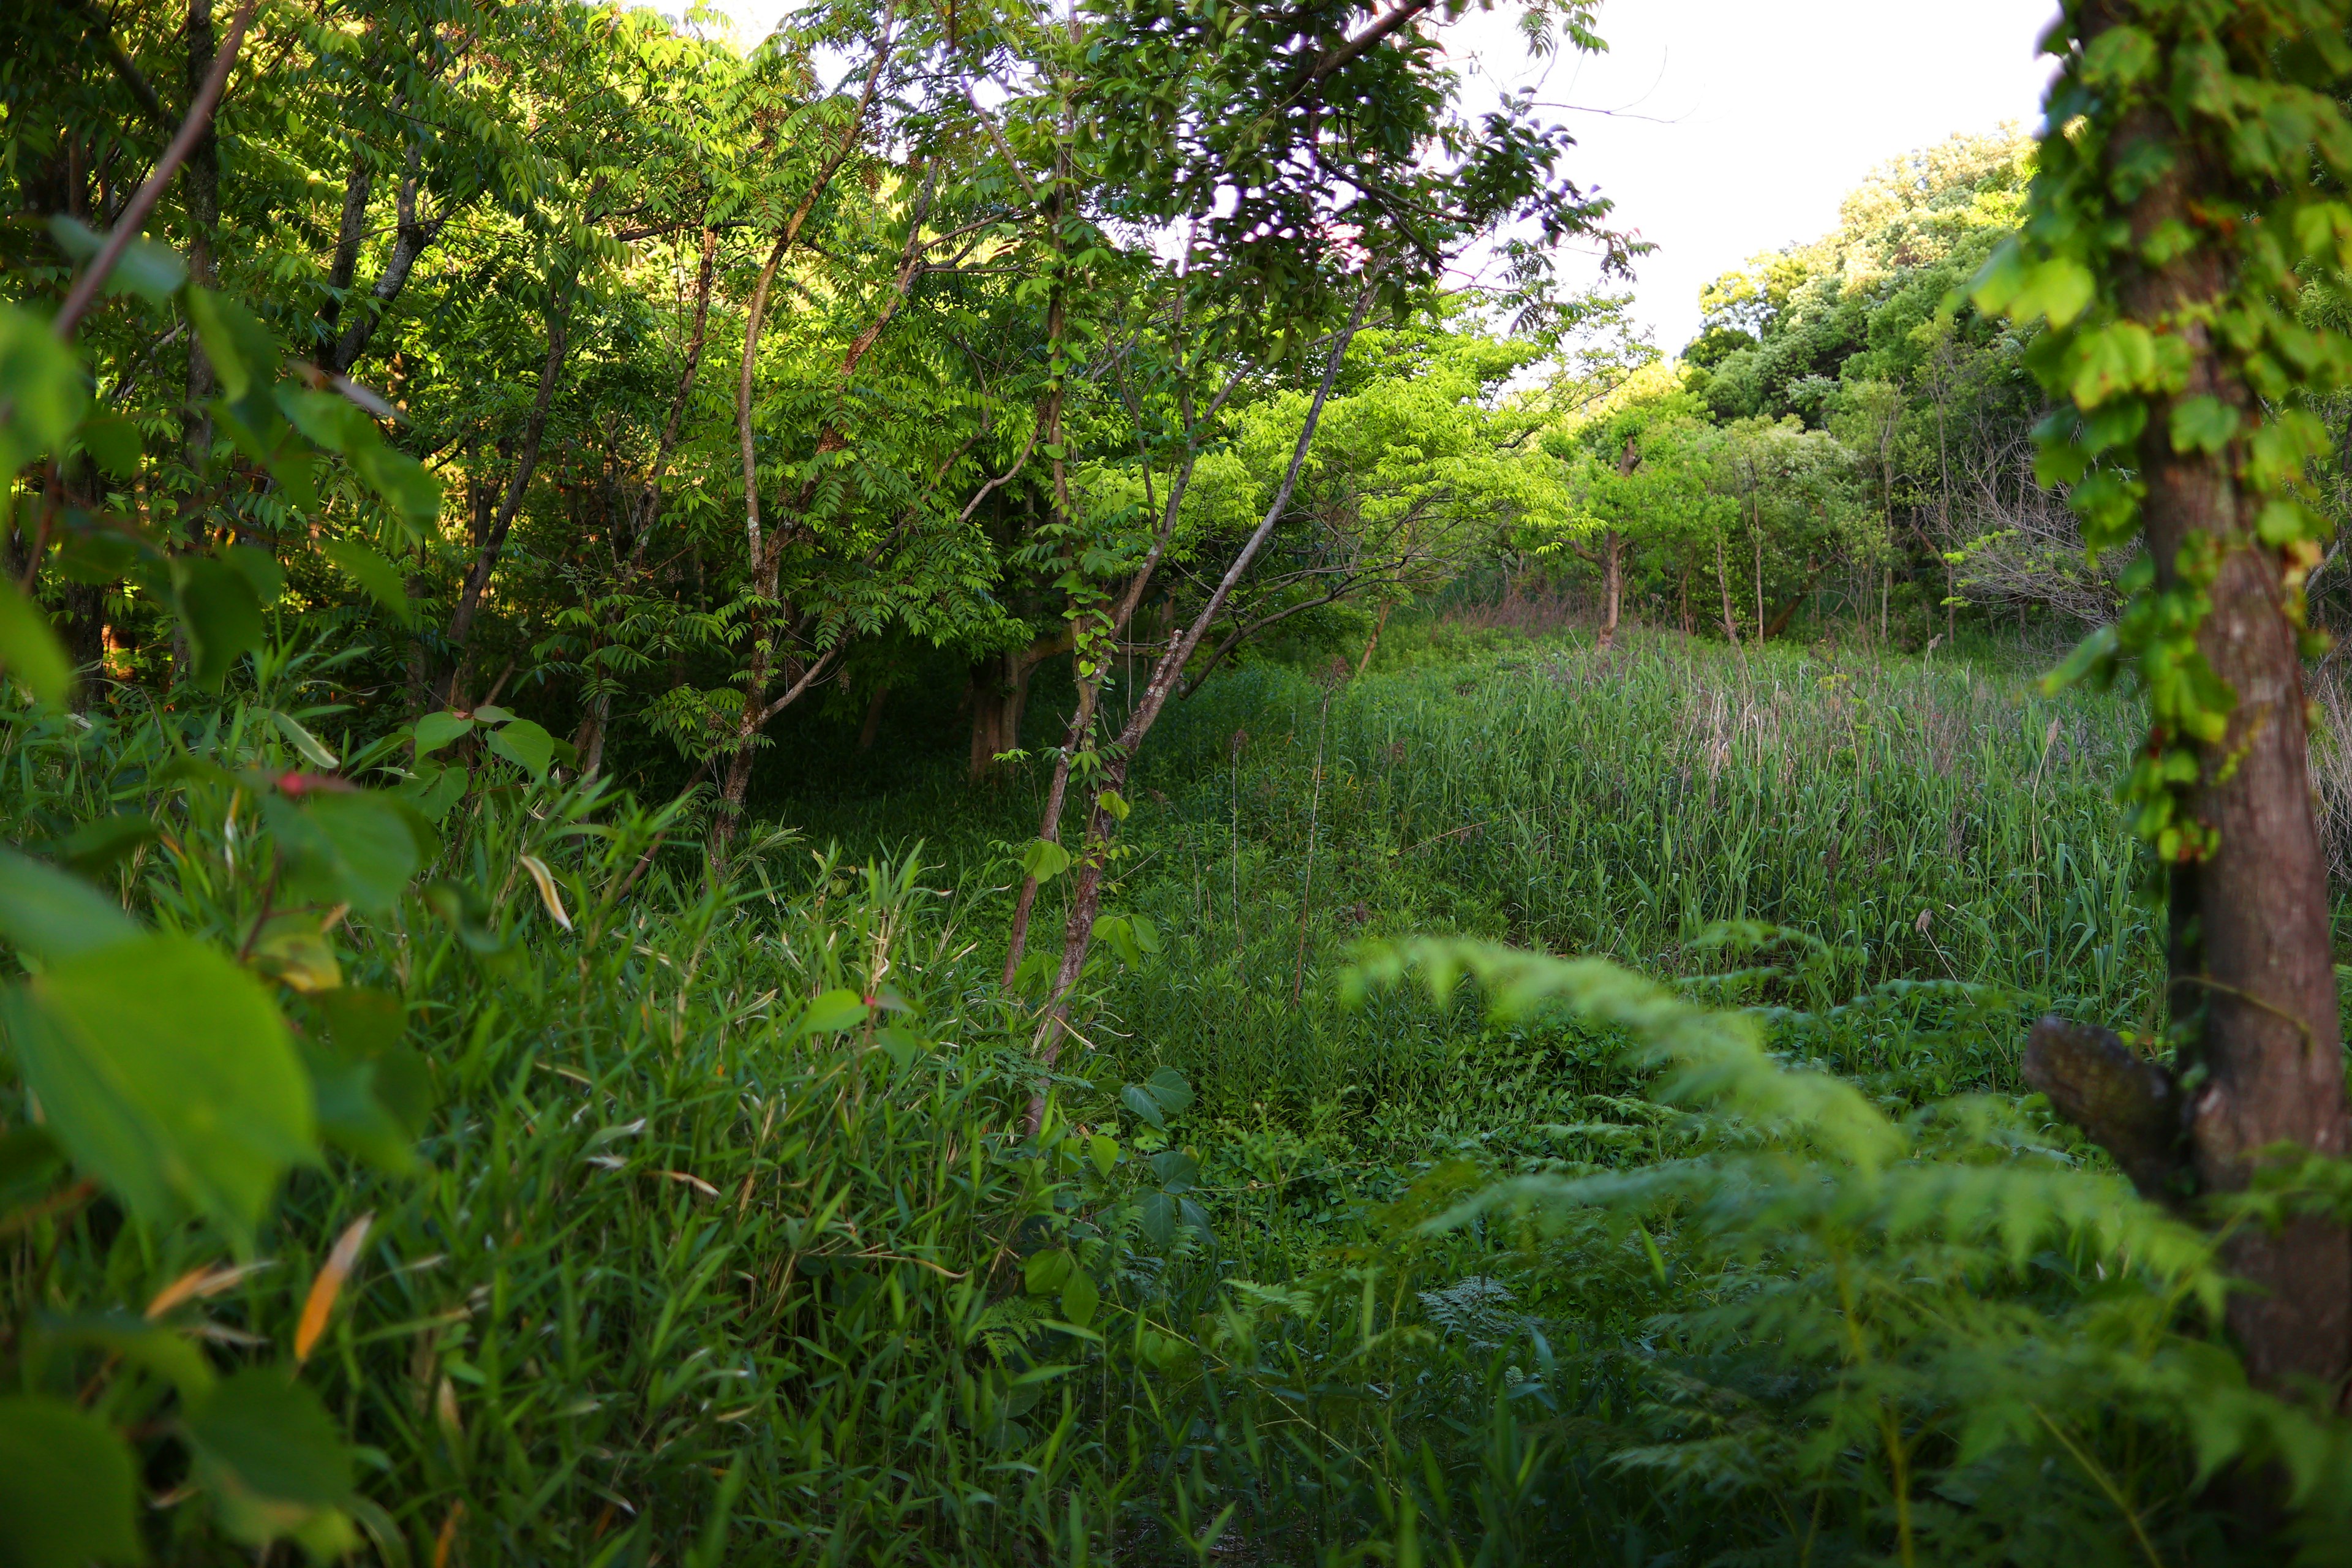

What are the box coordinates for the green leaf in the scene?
[1147,1148,1200,1191]
[317,537,412,621]
[2068,323,2157,410]
[34,1313,217,1398]
[0,848,138,960]
[0,302,89,478]
[4,934,315,1251]
[293,792,428,913]
[185,288,277,403]
[48,813,159,878]
[268,711,339,771]
[2168,396,2240,456]
[1097,788,1131,822]
[412,711,473,757]
[182,1371,357,1555]
[485,718,554,778]
[347,438,442,532]
[80,415,143,480]
[1120,1082,1166,1129]
[171,554,265,690]
[1143,1065,1193,1115]
[50,216,185,306]
[221,545,285,609]
[1019,837,1072,883]
[1059,1267,1099,1328]
[0,1394,146,1567]
[0,576,73,706]
[1137,1189,1175,1246]
[1088,1133,1118,1178]
[1024,1247,1074,1294]
[801,989,870,1034]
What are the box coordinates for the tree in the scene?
[1977,0,2352,1448]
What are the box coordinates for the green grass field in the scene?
[8,622,2310,1566]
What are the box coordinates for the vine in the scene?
[1974,0,2352,864]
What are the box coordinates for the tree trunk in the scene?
[180,0,219,506]
[1022,281,1380,1130]
[1357,600,1393,675]
[857,683,889,752]
[2018,66,2351,1409]
[2130,173,2347,1394]
[1599,530,1622,650]
[1714,535,1740,648]
[440,273,575,703]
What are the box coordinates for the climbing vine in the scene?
[1976,0,2352,864]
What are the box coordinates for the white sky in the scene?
[707,0,2059,354]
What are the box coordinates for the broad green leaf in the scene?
[0,576,72,706]
[1024,1247,1074,1294]
[186,288,278,402]
[1059,1267,1098,1328]
[183,1371,357,1555]
[317,537,412,621]
[0,302,88,478]
[1019,837,1071,883]
[486,718,554,778]
[35,1313,217,1397]
[1088,1133,1118,1178]
[296,792,428,913]
[2068,323,2157,410]
[347,437,442,532]
[221,545,285,609]
[0,1394,145,1567]
[80,414,143,479]
[412,711,473,756]
[1120,1082,1166,1129]
[0,848,138,960]
[801,989,869,1034]
[1143,1065,1193,1116]
[6,934,315,1251]
[171,554,265,690]
[50,813,159,878]
[50,215,185,305]
[1147,1148,1200,1192]
[1137,1189,1175,1246]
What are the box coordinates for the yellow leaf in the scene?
[518,854,571,931]
[294,1212,374,1364]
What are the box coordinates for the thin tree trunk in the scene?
[580,225,719,778]
[1022,281,1381,1131]
[1600,530,1622,650]
[332,145,450,375]
[441,271,576,701]
[1356,600,1393,675]
[180,0,219,500]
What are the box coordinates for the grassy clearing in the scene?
[11,627,2291,1566]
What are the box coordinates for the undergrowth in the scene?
[8,628,2351,1564]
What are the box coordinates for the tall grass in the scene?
[15,626,2331,1566]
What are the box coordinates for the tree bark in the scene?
[2037,78,2350,1400]
[180,0,219,500]
[440,273,576,702]
[579,225,719,778]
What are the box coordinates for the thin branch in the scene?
[54,0,260,342]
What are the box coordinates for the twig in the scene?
[53,0,262,342]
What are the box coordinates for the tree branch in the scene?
[2021,1015,2190,1204]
